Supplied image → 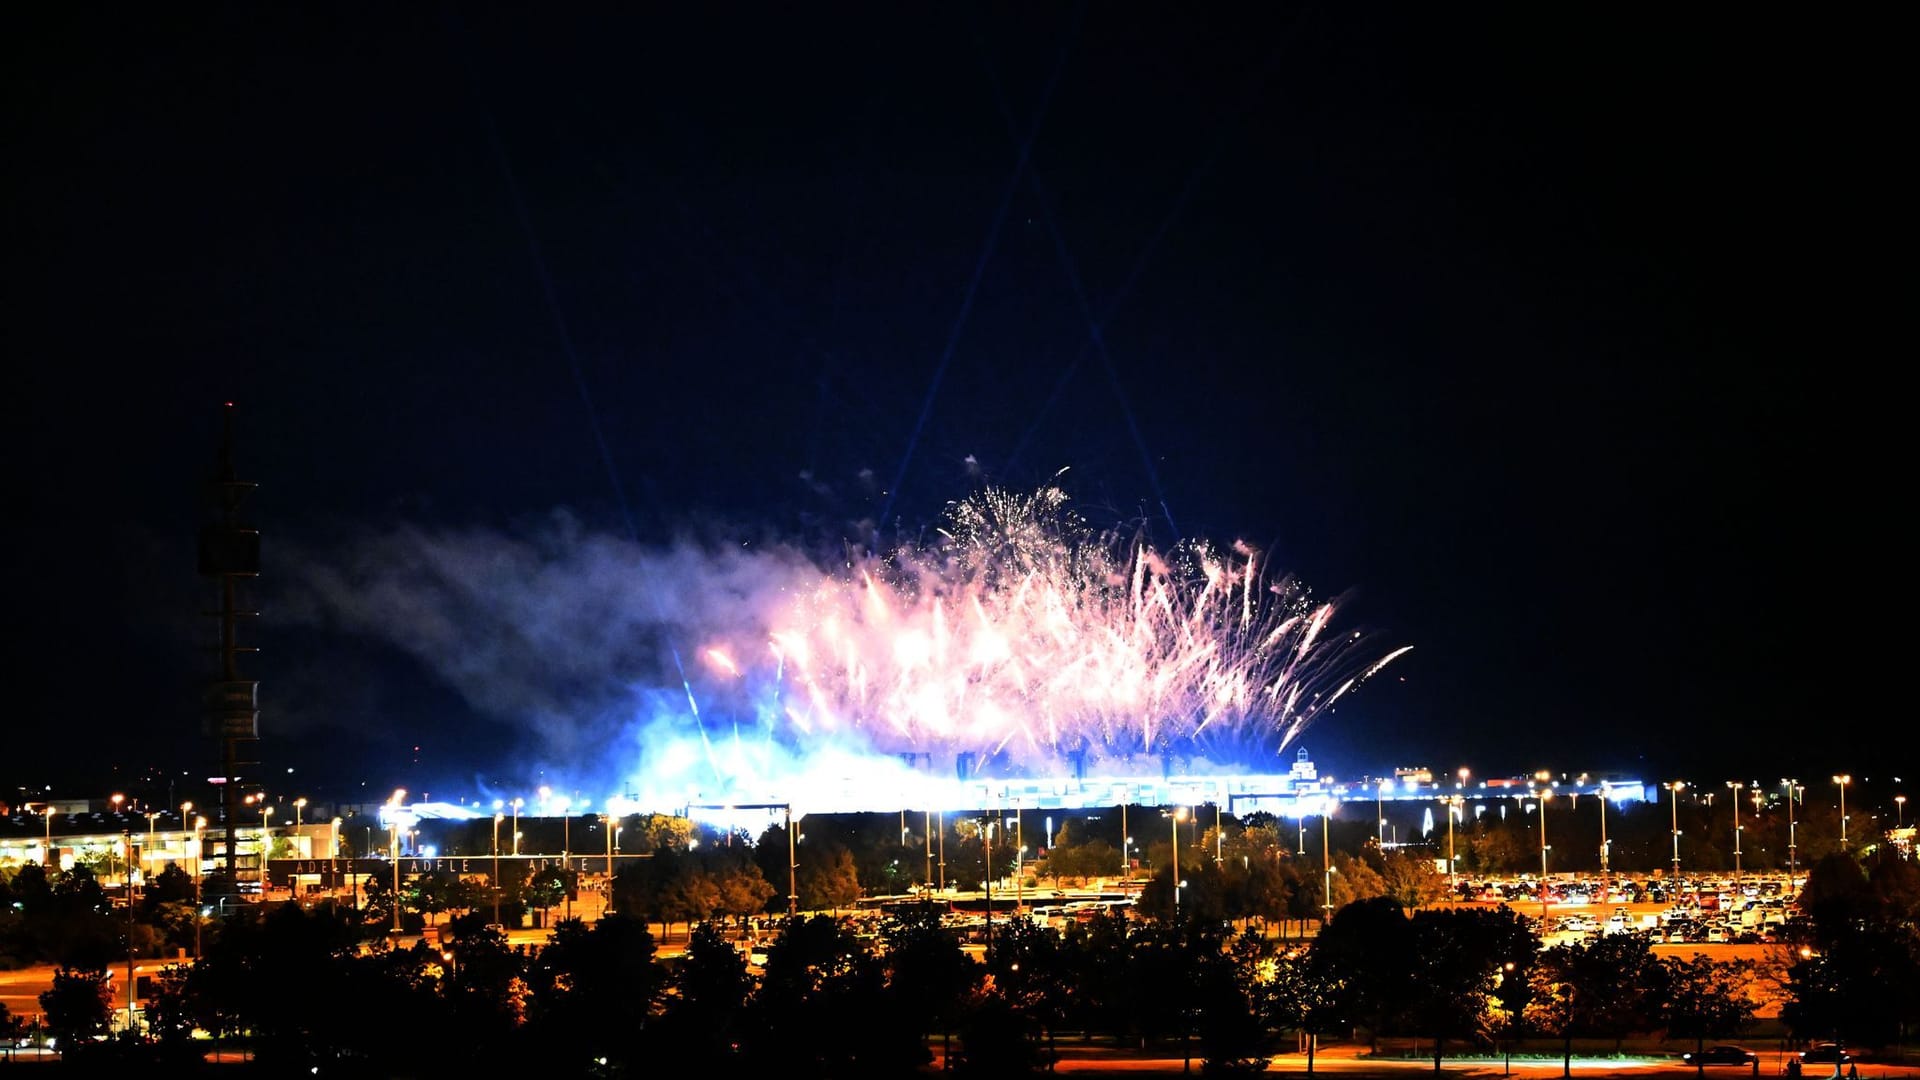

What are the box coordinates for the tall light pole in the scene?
[1014,803,1024,911]
[145,812,160,886]
[1120,798,1130,877]
[1667,781,1685,881]
[982,816,994,949]
[493,813,504,926]
[1597,782,1611,875]
[1782,779,1800,882]
[1170,807,1187,918]
[924,809,934,891]
[1215,800,1224,866]
[192,817,207,958]
[511,798,523,855]
[123,830,135,1031]
[1321,801,1334,922]
[1832,775,1851,852]
[1444,795,1462,894]
[937,811,946,892]
[179,801,194,876]
[1727,782,1744,877]
[387,789,405,934]
[1897,794,1907,829]
[1536,790,1552,922]
[42,803,55,867]
[1376,781,1387,847]
[785,805,798,919]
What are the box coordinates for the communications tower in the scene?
[199,403,261,886]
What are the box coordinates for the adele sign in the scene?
[266,854,609,886]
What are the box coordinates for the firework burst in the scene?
[700,486,1404,782]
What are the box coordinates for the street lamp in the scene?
[1727,782,1745,877]
[1376,781,1388,847]
[1321,801,1335,921]
[785,805,798,919]
[1443,795,1463,893]
[1666,781,1686,881]
[1781,779,1800,882]
[511,798,523,855]
[42,803,55,867]
[1898,794,1907,829]
[122,830,135,1031]
[1597,781,1611,874]
[192,817,207,958]
[1536,789,1552,922]
[1170,807,1188,917]
[387,789,406,934]
[1832,775,1851,851]
[1120,797,1129,877]
[493,813,504,926]
[144,812,160,887]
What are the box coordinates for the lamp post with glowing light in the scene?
[1321,801,1335,921]
[511,798,523,855]
[42,804,55,867]
[493,813,505,926]
[192,817,207,957]
[785,805,798,919]
[1781,779,1800,883]
[144,812,160,887]
[1727,782,1745,877]
[387,790,405,933]
[1833,775,1851,852]
[1536,789,1552,922]
[1597,782,1611,874]
[1444,795,1463,893]
[1170,807,1188,917]
[123,830,135,1030]
[1897,794,1907,829]
[1120,798,1129,878]
[1666,781,1685,881]
[1376,781,1388,846]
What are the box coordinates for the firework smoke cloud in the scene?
[284,488,1406,813]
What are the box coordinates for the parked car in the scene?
[1683,1046,1759,1067]
[1799,1043,1853,1065]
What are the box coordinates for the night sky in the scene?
[10,7,1904,799]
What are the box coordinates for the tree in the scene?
[0,1000,24,1044]
[1404,906,1538,1072]
[1380,849,1451,909]
[1044,837,1120,885]
[797,844,862,912]
[987,914,1074,1063]
[1527,934,1663,1076]
[1311,896,1412,1046]
[1269,949,1345,1074]
[1327,852,1386,910]
[883,904,982,1064]
[1659,956,1758,1075]
[524,913,665,1074]
[524,867,568,926]
[659,921,754,1062]
[39,964,113,1050]
[743,914,924,1078]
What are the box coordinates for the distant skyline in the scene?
[10,8,1905,794]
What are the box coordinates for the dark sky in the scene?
[8,7,1905,800]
